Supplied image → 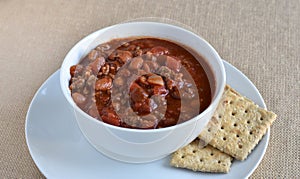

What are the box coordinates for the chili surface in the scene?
[69,37,211,129]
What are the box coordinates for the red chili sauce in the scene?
[69,37,211,129]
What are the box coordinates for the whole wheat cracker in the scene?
[199,85,277,160]
[170,140,233,173]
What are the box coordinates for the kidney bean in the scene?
[166,56,181,72]
[127,44,136,51]
[96,44,110,52]
[149,46,169,56]
[142,63,150,73]
[95,76,112,91]
[145,60,159,71]
[139,76,148,85]
[130,82,148,102]
[70,65,77,77]
[100,108,120,126]
[118,50,132,63]
[142,114,156,121]
[70,65,84,77]
[144,53,154,61]
[109,50,132,63]
[89,57,105,74]
[101,64,110,75]
[134,102,142,109]
[122,42,130,47]
[72,92,87,105]
[109,63,117,74]
[137,69,147,76]
[134,49,143,56]
[129,57,144,70]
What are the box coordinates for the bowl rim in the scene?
[60,21,226,133]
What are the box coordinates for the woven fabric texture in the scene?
[0,0,299,178]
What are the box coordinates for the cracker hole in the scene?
[218,115,222,118]
[223,137,226,141]
[221,126,224,130]
[239,145,243,149]
[181,155,185,159]
[229,101,233,104]
[192,150,196,153]
[210,153,214,156]
[236,134,239,138]
[208,128,211,132]
[250,131,253,135]
[247,120,250,124]
[260,117,263,121]
[245,109,248,113]
[231,112,236,116]
[218,160,221,164]
[200,159,203,162]
[233,123,237,127]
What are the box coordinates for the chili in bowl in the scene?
[60,22,226,163]
[69,37,211,129]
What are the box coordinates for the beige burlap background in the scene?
[0,0,299,178]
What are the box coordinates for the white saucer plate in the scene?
[25,60,269,179]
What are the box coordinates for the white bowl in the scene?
[60,22,226,163]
